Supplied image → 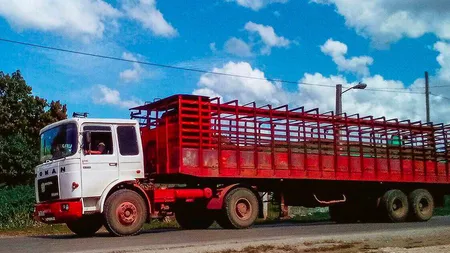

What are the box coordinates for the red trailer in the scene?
[34,94,450,237]
[132,94,450,225]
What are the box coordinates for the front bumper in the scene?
[33,199,83,224]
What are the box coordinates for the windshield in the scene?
[40,123,78,162]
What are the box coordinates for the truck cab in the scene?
[34,118,144,223]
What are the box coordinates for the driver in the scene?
[86,142,107,155]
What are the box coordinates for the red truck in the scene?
[34,94,450,236]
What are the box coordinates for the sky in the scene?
[0,0,449,123]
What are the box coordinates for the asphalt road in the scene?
[1,216,450,253]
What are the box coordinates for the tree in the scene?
[0,70,67,185]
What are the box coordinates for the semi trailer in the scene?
[34,94,450,236]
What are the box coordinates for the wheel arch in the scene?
[99,180,151,222]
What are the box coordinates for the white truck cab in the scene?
[34,118,145,223]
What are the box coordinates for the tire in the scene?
[175,202,214,229]
[103,189,147,236]
[216,187,259,229]
[66,214,103,237]
[380,189,409,222]
[408,189,434,222]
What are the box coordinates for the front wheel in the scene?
[66,214,103,237]
[103,189,147,236]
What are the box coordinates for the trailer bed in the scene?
[131,95,450,184]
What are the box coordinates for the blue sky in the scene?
[0,0,449,122]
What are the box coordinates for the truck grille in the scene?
[38,176,59,202]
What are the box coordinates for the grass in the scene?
[434,196,450,216]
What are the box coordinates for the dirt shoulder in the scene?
[137,227,450,253]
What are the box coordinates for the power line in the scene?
[0,37,429,95]
[0,37,333,88]
[430,92,450,101]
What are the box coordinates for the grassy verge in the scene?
[434,196,450,216]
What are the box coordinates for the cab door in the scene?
[81,125,119,198]
[116,124,144,180]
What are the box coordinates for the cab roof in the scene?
[40,118,139,134]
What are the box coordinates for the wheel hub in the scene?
[392,198,403,212]
[419,198,430,213]
[117,202,138,225]
[235,198,252,220]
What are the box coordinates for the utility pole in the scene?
[335,84,342,116]
[425,71,430,123]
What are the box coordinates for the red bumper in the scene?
[34,200,83,224]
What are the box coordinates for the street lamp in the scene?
[335,82,367,116]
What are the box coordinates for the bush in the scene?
[0,185,36,229]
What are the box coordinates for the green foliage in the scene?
[0,185,36,229]
[0,70,67,185]
[435,195,450,216]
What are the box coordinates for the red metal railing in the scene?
[131,94,450,183]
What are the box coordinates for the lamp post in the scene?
[335,82,367,116]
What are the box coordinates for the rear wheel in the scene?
[216,187,259,229]
[66,214,103,237]
[103,189,147,236]
[381,189,409,222]
[175,202,214,229]
[408,189,434,222]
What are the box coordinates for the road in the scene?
[1,216,450,253]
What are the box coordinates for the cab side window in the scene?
[83,126,113,155]
[117,126,139,156]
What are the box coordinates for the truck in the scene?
[34,94,450,237]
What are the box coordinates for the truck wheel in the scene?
[175,202,214,229]
[104,189,147,236]
[66,214,103,237]
[381,189,409,222]
[216,187,259,229]
[408,189,434,222]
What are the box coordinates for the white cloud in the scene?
[119,52,145,83]
[311,0,450,46]
[434,41,450,82]
[193,61,289,105]
[0,0,120,38]
[94,85,142,108]
[122,0,177,38]
[321,38,373,76]
[224,37,253,57]
[226,0,289,11]
[244,21,291,55]
[193,59,450,124]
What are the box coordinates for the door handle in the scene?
[109,163,118,166]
